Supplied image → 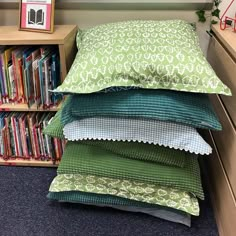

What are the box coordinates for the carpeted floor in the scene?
[0,166,218,236]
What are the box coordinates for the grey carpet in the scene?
[0,166,218,236]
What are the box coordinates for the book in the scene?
[10,113,19,156]
[43,55,52,108]
[18,57,25,102]
[8,64,17,103]
[12,46,28,103]
[51,53,62,105]
[12,48,22,103]
[19,113,28,158]
[4,47,16,101]
[0,112,7,155]
[0,50,8,103]
[15,113,23,157]
[25,54,34,107]
[24,114,33,157]
[27,113,37,158]
[32,57,41,108]
[4,113,13,157]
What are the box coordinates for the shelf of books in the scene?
[0,25,77,167]
[0,111,66,167]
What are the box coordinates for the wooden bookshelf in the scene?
[0,102,62,112]
[0,25,78,90]
[0,159,58,167]
[0,25,77,167]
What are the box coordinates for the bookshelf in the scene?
[0,25,77,167]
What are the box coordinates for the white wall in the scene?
[219,0,235,18]
[0,8,212,55]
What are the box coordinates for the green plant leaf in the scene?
[196,10,206,22]
[211,20,218,24]
[214,0,222,7]
[212,9,220,18]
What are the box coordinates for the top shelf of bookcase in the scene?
[0,25,78,45]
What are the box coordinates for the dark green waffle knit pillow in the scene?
[61,89,221,130]
[57,142,204,199]
[47,191,191,226]
[44,108,64,139]
[47,191,189,211]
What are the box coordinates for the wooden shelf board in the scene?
[0,25,78,45]
[0,159,58,167]
[0,102,61,112]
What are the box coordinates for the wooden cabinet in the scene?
[0,25,77,167]
[206,24,236,236]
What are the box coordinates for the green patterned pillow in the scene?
[49,174,199,216]
[54,20,230,95]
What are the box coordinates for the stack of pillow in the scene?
[44,20,231,226]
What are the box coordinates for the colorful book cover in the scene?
[42,118,50,159]
[19,113,28,158]
[33,124,40,159]
[27,113,37,158]
[4,113,14,157]
[0,112,7,156]
[25,54,34,107]
[24,114,33,157]
[15,113,23,157]
[1,127,8,158]
[18,57,25,102]
[32,57,41,108]
[0,52,8,103]
[12,47,28,103]
[4,47,16,101]
[38,57,46,106]
[8,64,17,103]
[11,48,23,102]
[43,55,52,108]
[51,53,62,105]
[11,113,19,157]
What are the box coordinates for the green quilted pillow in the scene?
[54,20,230,95]
[58,142,204,199]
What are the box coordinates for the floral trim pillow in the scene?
[54,20,231,95]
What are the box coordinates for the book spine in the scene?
[1,54,8,103]
[4,116,12,157]
[33,124,40,159]
[18,58,25,102]
[2,127,8,158]
[19,115,28,158]
[15,116,23,157]
[25,119,32,157]
[11,115,19,157]
[27,114,36,158]
[8,65,17,103]
[0,57,4,104]
[11,52,19,102]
